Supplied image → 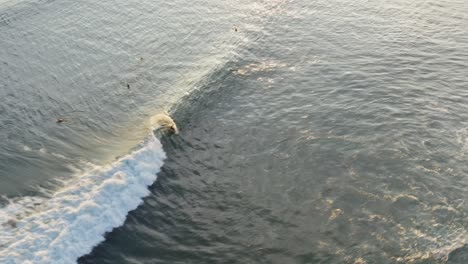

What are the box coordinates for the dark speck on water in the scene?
[4,220,17,228]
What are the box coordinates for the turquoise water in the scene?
[1,0,468,263]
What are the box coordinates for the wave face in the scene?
[0,134,165,264]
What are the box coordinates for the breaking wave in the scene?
[0,133,165,264]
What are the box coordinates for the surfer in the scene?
[56,118,66,123]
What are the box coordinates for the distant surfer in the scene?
[127,83,130,89]
[56,118,67,124]
[234,27,238,32]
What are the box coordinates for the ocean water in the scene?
[1,0,468,263]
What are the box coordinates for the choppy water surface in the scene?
[1,0,468,263]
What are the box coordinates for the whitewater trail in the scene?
[0,134,165,264]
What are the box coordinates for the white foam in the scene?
[0,134,166,264]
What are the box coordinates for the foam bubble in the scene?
[0,134,165,264]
